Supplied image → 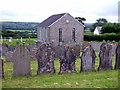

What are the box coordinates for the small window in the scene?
[72,28,76,42]
[59,28,62,42]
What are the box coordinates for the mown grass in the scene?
[2,51,119,88]
[2,38,37,46]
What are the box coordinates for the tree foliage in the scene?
[102,23,120,34]
[90,18,108,32]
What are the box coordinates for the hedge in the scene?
[84,33,120,42]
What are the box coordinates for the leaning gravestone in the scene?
[0,59,4,78]
[114,43,120,69]
[5,51,13,62]
[80,45,96,72]
[98,43,112,70]
[36,43,56,74]
[59,45,76,74]
[12,44,31,76]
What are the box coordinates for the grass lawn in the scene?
[2,38,37,46]
[2,52,119,88]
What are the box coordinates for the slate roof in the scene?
[38,13,66,27]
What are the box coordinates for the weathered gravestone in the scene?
[5,51,13,62]
[12,44,31,76]
[98,43,112,70]
[80,45,96,72]
[72,44,81,57]
[0,59,4,78]
[114,43,120,69]
[59,45,76,74]
[8,45,15,51]
[36,43,56,74]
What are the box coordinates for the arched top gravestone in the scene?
[12,44,31,76]
[36,43,56,74]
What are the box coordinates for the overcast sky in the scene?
[1,0,119,23]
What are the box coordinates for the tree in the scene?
[102,23,120,34]
[75,17,86,25]
[90,18,108,32]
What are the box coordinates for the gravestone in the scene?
[36,43,56,74]
[16,39,19,45]
[98,43,112,70]
[27,44,36,52]
[111,42,117,56]
[0,59,4,78]
[5,51,13,62]
[2,43,8,56]
[36,42,41,48]
[8,45,15,51]
[114,44,120,69]
[12,44,31,76]
[54,45,64,58]
[72,45,81,57]
[82,42,90,51]
[80,45,96,72]
[30,48,38,60]
[59,45,76,74]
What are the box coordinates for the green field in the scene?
[2,38,37,46]
[2,52,119,88]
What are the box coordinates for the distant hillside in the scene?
[1,22,93,31]
[1,22,39,30]
[84,23,93,28]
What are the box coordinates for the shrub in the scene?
[84,33,120,42]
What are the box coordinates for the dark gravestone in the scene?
[12,44,31,76]
[98,43,112,70]
[59,45,76,74]
[5,51,13,62]
[36,43,56,74]
[8,45,15,51]
[72,45,80,57]
[0,59,4,78]
[80,45,96,72]
[115,44,120,69]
